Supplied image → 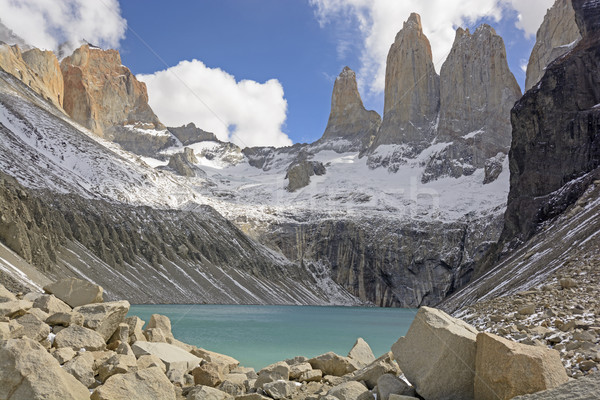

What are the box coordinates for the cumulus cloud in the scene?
[310,0,553,95]
[506,0,555,38]
[0,0,126,54]
[138,60,292,148]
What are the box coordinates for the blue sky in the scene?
[0,0,555,148]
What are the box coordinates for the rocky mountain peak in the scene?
[61,44,164,137]
[318,66,381,151]
[420,21,520,183]
[372,12,440,150]
[525,0,581,91]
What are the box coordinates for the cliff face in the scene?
[60,45,164,137]
[318,66,381,152]
[372,13,439,150]
[0,44,63,109]
[503,0,600,244]
[525,0,581,91]
[422,25,521,183]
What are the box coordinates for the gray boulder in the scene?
[33,294,72,314]
[347,337,376,368]
[0,299,32,318]
[46,310,84,326]
[74,300,130,341]
[91,366,176,400]
[254,361,290,388]
[186,385,233,400]
[63,352,96,387]
[308,351,360,377]
[132,341,202,372]
[263,380,300,399]
[377,374,415,400]
[327,381,374,400]
[0,337,90,399]
[391,306,478,400]
[43,277,103,307]
[14,313,51,342]
[53,324,106,351]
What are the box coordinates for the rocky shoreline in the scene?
[1,277,598,399]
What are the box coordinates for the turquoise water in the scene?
[129,305,416,370]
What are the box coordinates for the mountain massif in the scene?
[0,0,598,316]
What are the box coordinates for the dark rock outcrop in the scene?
[285,159,326,192]
[372,13,439,151]
[168,123,218,146]
[503,0,600,244]
[317,66,381,152]
[262,213,503,307]
[164,148,201,177]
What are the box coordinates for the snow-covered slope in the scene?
[0,70,361,306]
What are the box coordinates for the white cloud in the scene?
[138,60,292,148]
[310,0,553,95]
[505,0,555,38]
[0,0,126,54]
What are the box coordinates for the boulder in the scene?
[145,327,167,342]
[26,307,49,322]
[309,352,360,377]
[14,313,51,342]
[98,352,138,382]
[0,284,17,302]
[0,321,9,339]
[63,352,96,387]
[377,374,415,400]
[0,337,90,399]
[0,299,32,318]
[146,313,174,338]
[254,361,290,388]
[391,306,477,400]
[346,352,400,389]
[43,277,103,307]
[327,381,374,400]
[192,347,240,374]
[192,362,225,387]
[53,324,106,351]
[347,338,376,368]
[125,315,146,343]
[234,394,271,400]
[218,373,248,396]
[91,366,176,400]
[474,332,569,399]
[108,322,130,344]
[33,294,72,314]
[300,369,323,382]
[74,300,130,341]
[132,341,202,372]
[46,310,84,326]
[263,380,300,399]
[186,385,233,400]
[511,371,600,399]
[52,346,77,364]
[137,354,167,372]
[388,396,419,400]
[290,361,313,380]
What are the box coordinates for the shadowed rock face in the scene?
[525,0,581,91]
[318,66,381,152]
[372,13,439,150]
[503,0,600,243]
[168,123,218,145]
[60,45,163,137]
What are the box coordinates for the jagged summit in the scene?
[372,12,440,150]
[61,44,164,137]
[525,0,581,91]
[317,66,380,152]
